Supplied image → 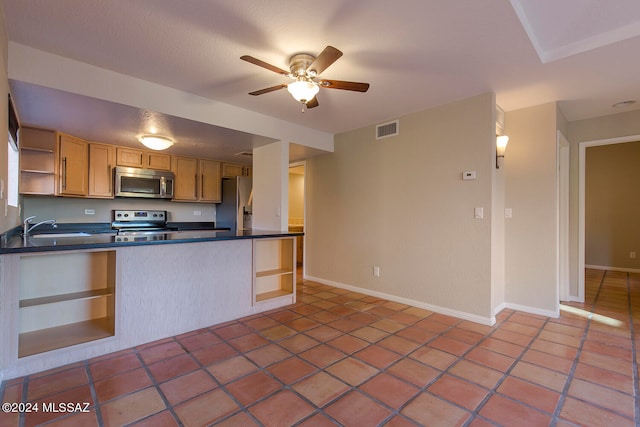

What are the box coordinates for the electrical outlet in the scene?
[84,209,95,215]
[630,251,636,259]
[373,266,380,277]
[193,210,202,216]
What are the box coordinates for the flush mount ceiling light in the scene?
[496,135,509,169]
[138,135,174,151]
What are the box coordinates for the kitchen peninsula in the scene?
[0,228,302,380]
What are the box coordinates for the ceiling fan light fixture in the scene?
[138,135,174,150]
[287,79,319,103]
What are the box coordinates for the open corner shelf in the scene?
[253,237,295,305]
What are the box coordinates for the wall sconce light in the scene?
[496,135,509,169]
[138,135,174,151]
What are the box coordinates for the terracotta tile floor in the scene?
[1,268,639,426]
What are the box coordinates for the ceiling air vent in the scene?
[235,151,253,157]
[376,120,399,140]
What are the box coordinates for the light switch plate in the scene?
[474,207,484,219]
[505,208,513,218]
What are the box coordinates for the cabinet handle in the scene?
[62,157,67,190]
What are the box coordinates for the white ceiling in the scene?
[3,0,640,161]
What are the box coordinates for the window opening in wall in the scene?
[8,132,18,207]
[8,94,19,207]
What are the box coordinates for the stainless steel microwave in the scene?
[114,166,174,199]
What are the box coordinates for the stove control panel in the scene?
[113,210,166,222]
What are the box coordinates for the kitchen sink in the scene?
[31,232,92,238]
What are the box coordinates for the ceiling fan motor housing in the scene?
[289,54,316,77]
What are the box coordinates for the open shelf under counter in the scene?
[18,317,114,358]
[253,237,296,305]
[17,250,117,358]
[19,288,114,308]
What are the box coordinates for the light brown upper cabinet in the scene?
[222,162,252,178]
[116,147,171,171]
[147,152,172,171]
[57,133,88,196]
[88,143,115,198]
[173,156,221,203]
[200,159,222,202]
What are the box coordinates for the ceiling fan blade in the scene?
[306,97,319,108]
[320,79,370,92]
[248,84,287,96]
[241,55,290,76]
[308,46,343,75]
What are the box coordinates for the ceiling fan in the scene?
[241,46,370,110]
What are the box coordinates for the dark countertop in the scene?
[0,226,303,254]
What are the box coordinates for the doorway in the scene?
[558,131,570,301]
[289,163,305,267]
[578,134,640,301]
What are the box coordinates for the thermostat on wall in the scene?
[462,170,477,180]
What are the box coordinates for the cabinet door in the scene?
[147,152,172,171]
[173,156,199,201]
[88,143,115,198]
[58,134,88,196]
[222,162,244,178]
[116,147,144,168]
[200,160,221,202]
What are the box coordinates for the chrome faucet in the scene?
[23,215,57,236]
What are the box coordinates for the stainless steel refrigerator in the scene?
[216,176,252,230]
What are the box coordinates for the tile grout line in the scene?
[18,374,27,427]
[625,272,640,427]
[125,343,185,427]
[548,273,599,426]
[460,310,557,426]
[84,360,105,427]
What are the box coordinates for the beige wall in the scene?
[0,9,19,233]
[585,141,640,269]
[504,103,559,314]
[253,141,288,231]
[306,93,496,322]
[288,172,304,225]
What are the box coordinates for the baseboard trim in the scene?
[560,295,584,303]
[586,264,640,274]
[493,302,507,317]
[304,275,496,326]
[504,302,559,319]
